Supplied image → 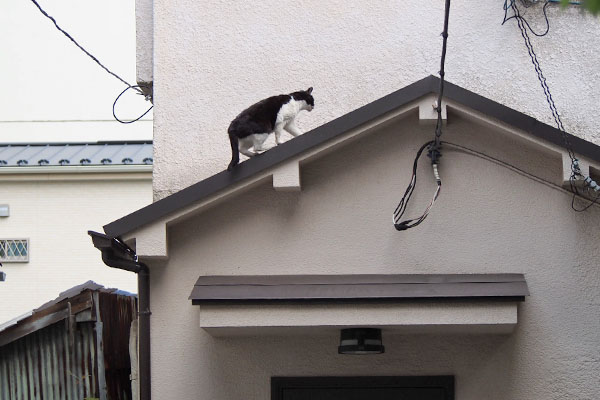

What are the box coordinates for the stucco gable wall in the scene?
[151,1,600,198]
[149,114,600,399]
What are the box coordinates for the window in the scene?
[0,239,29,262]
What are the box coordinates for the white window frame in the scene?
[0,239,29,263]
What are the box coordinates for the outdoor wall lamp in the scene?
[338,328,385,355]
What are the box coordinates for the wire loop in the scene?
[30,0,150,123]
[113,85,154,124]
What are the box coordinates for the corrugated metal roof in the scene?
[0,280,136,335]
[0,141,153,167]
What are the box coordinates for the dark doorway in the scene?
[272,376,454,400]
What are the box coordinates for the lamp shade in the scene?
[338,328,384,355]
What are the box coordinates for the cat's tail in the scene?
[227,134,239,171]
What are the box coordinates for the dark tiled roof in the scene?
[0,141,153,167]
[189,274,529,304]
[103,75,600,238]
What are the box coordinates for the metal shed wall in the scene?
[0,285,138,400]
[0,321,100,400]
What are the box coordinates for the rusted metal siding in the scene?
[0,320,99,400]
[98,292,137,400]
[0,285,137,400]
[96,292,137,400]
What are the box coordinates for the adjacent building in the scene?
[0,142,152,324]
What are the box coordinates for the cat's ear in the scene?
[306,87,313,94]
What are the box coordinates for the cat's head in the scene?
[291,87,314,112]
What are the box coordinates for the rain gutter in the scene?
[88,230,151,400]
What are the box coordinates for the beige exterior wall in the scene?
[149,1,600,198]
[0,171,152,323]
[142,113,600,399]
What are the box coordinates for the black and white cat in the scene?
[227,87,314,170]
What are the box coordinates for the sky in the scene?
[1,0,152,143]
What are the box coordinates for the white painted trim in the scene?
[446,100,600,189]
[199,301,519,337]
[0,165,152,174]
[0,165,152,182]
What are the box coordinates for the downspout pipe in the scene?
[88,230,151,400]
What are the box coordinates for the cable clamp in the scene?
[432,163,441,183]
[427,142,442,165]
[394,221,411,231]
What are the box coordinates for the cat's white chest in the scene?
[275,98,300,125]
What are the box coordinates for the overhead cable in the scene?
[393,0,450,231]
[28,0,153,123]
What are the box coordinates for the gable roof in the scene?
[103,75,600,238]
[0,141,153,167]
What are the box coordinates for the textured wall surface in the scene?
[0,174,152,323]
[136,0,153,84]
[144,113,600,399]
[151,0,600,198]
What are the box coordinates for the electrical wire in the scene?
[113,85,154,124]
[430,0,452,164]
[503,0,551,37]
[28,0,152,123]
[393,141,440,230]
[442,141,600,210]
[502,0,600,211]
[393,0,451,231]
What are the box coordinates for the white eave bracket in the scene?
[131,221,168,260]
[562,152,594,188]
[272,159,301,191]
[419,94,447,125]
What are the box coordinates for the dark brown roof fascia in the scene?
[102,76,438,237]
[189,273,529,305]
[441,81,600,163]
[103,75,600,238]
